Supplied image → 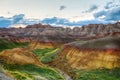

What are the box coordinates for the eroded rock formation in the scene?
[0,22,120,43]
[0,48,42,66]
[51,37,120,70]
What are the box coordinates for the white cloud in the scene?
[10,24,26,28]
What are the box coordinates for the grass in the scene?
[0,40,65,80]
[73,68,120,80]
[0,39,29,51]
[32,48,59,63]
[2,38,120,80]
[0,63,65,80]
[32,48,55,58]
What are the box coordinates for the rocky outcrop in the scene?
[51,37,120,70]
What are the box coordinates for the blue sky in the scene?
[0,0,120,27]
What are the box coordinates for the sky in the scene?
[0,0,120,27]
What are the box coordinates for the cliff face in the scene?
[60,46,120,69]
[52,37,120,70]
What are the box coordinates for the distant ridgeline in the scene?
[0,22,120,43]
[0,22,120,53]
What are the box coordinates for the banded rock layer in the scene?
[53,37,120,70]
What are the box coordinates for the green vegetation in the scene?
[0,63,64,80]
[0,43,65,80]
[0,40,65,80]
[74,68,120,80]
[32,48,59,63]
[32,48,55,58]
[1,38,120,80]
[0,39,29,51]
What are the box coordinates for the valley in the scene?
[0,22,120,80]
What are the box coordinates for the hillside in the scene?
[49,36,120,79]
[0,22,120,80]
[0,39,29,51]
[0,40,65,80]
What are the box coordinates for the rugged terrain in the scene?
[52,37,120,68]
[0,22,120,42]
[0,22,120,80]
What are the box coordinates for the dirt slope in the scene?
[0,48,42,66]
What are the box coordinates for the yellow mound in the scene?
[0,48,42,66]
[59,46,120,69]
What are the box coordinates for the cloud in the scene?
[94,7,120,21]
[104,1,120,9]
[104,2,113,9]
[0,14,40,28]
[93,1,120,22]
[0,14,114,28]
[59,5,66,10]
[41,17,112,26]
[104,7,120,21]
[42,17,69,25]
[11,24,26,28]
[0,16,12,28]
[83,5,98,13]
[1,7,119,28]
[12,14,25,24]
[94,10,107,19]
